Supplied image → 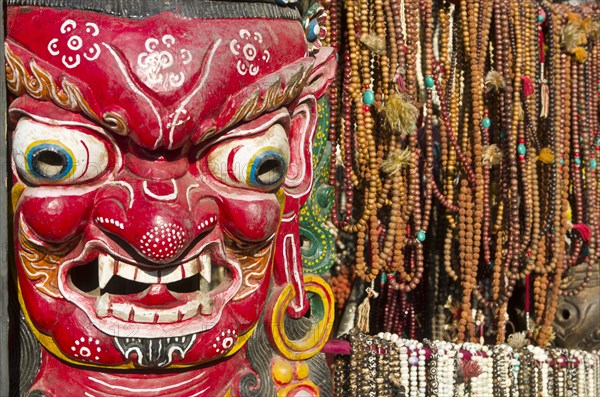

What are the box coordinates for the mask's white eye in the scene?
[207,123,290,191]
[12,118,111,185]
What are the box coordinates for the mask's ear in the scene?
[300,47,337,99]
[273,47,336,319]
[283,47,336,208]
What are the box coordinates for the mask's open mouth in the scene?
[59,242,242,337]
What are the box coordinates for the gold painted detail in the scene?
[234,243,274,301]
[5,43,129,136]
[11,182,26,213]
[222,63,313,131]
[269,274,334,360]
[18,219,76,298]
[272,356,294,385]
[271,356,319,396]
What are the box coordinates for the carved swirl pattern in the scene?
[299,97,336,275]
[5,44,129,136]
[8,299,41,396]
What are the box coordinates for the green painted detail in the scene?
[299,96,336,275]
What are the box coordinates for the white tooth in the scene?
[95,293,110,317]
[98,254,115,289]
[181,258,199,278]
[160,266,182,284]
[199,253,212,284]
[181,304,198,321]
[136,268,161,284]
[198,293,214,315]
[116,261,137,281]
[133,308,156,323]
[111,302,132,321]
[157,310,179,323]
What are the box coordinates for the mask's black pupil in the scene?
[256,158,284,185]
[32,149,68,178]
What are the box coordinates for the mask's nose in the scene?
[92,178,218,264]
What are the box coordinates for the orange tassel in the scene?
[573,47,588,63]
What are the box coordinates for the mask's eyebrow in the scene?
[5,42,130,137]
[202,58,314,140]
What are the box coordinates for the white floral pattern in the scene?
[47,19,101,69]
[229,29,270,76]
[137,35,193,89]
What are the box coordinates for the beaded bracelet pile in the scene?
[333,328,600,396]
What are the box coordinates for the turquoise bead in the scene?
[425,76,435,88]
[596,137,600,146]
[363,90,375,105]
[482,117,491,129]
[536,14,545,23]
[560,157,565,166]
[590,159,597,170]
[416,230,426,242]
[517,144,527,156]
[575,157,581,166]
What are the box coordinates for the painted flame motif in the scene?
[233,244,274,300]
[4,44,129,136]
[18,222,76,298]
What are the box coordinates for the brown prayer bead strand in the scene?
[547,14,568,281]
[590,43,600,273]
[419,0,435,240]
[568,60,584,268]
[469,0,493,341]
[403,0,418,101]
[519,2,540,260]
[326,0,343,228]
[457,179,475,342]
[340,56,360,230]
[372,0,389,99]
[557,45,572,277]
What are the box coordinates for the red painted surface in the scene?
[7,5,335,396]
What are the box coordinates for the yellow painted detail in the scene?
[272,356,294,385]
[270,274,334,360]
[11,182,25,212]
[224,324,257,358]
[295,361,310,380]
